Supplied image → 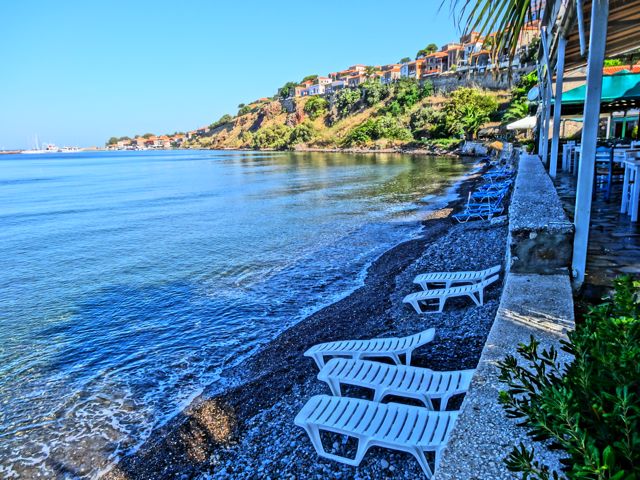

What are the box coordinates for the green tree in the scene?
[399,57,412,64]
[442,87,498,139]
[142,133,154,139]
[409,106,447,138]
[416,43,438,58]
[342,115,412,146]
[278,81,299,99]
[392,78,421,110]
[364,65,378,79]
[335,88,361,117]
[360,81,389,107]
[238,105,252,116]
[290,121,316,144]
[303,96,329,120]
[210,114,233,129]
[107,137,119,145]
[253,124,293,150]
[301,74,318,83]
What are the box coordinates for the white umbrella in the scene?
[506,116,537,130]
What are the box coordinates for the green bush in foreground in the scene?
[498,276,640,480]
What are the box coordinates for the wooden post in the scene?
[572,0,609,287]
[550,36,567,178]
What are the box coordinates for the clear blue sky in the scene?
[0,0,461,149]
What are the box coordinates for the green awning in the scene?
[561,72,640,107]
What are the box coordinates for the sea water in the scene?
[0,150,472,478]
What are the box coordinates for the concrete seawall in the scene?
[436,153,575,479]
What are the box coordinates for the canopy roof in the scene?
[556,72,640,113]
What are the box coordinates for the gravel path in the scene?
[107,166,509,480]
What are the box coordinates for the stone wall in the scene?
[430,66,532,93]
[508,154,574,274]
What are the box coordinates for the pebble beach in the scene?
[107,164,509,480]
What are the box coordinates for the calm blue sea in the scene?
[0,150,472,478]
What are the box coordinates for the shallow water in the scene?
[0,150,472,478]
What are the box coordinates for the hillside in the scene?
[182,80,511,152]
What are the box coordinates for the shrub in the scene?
[238,105,252,116]
[290,121,315,144]
[335,88,361,118]
[360,81,389,107]
[498,276,640,480]
[303,96,329,120]
[278,81,298,99]
[210,114,233,130]
[442,87,498,139]
[342,115,412,146]
[409,106,447,139]
[253,124,293,150]
[424,137,462,151]
[393,78,421,110]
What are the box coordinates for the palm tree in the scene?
[442,0,535,64]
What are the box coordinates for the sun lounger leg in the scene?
[438,297,447,313]
[327,378,342,396]
[404,349,412,366]
[305,424,325,456]
[409,300,422,314]
[390,353,402,365]
[412,447,434,479]
[468,292,481,307]
[311,354,326,369]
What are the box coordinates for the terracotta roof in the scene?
[603,65,640,75]
[426,52,448,58]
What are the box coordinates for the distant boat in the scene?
[60,146,81,153]
[22,136,62,154]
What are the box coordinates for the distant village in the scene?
[107,20,540,151]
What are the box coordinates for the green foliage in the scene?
[420,80,435,98]
[304,96,329,120]
[442,87,498,139]
[253,124,293,150]
[521,37,540,64]
[210,114,233,130]
[399,57,412,64]
[379,78,423,115]
[503,71,537,123]
[498,276,640,480]
[604,59,625,67]
[416,43,438,58]
[238,105,252,116]
[107,137,119,145]
[142,133,155,139]
[335,88,362,118]
[393,78,421,110]
[301,74,318,83]
[424,137,463,150]
[278,81,299,99]
[360,81,389,107]
[409,106,447,139]
[290,121,316,144]
[342,115,412,146]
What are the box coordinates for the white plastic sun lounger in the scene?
[318,358,474,410]
[403,275,499,313]
[413,265,501,291]
[295,394,458,478]
[304,328,435,369]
